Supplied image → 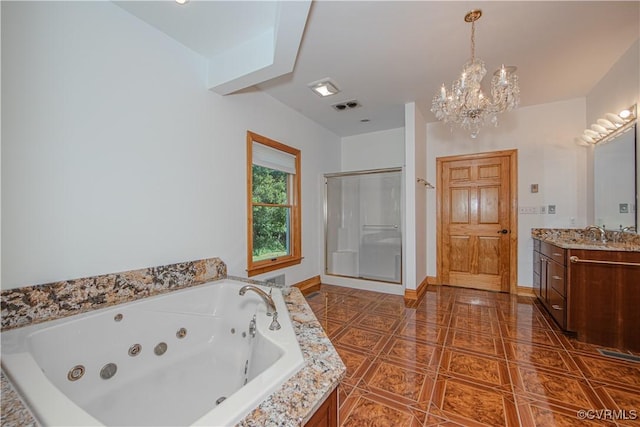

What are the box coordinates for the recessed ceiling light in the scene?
[308,78,340,97]
[175,0,189,4]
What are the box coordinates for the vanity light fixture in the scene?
[308,78,340,97]
[577,104,637,146]
[619,108,633,119]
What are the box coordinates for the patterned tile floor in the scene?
[306,284,640,427]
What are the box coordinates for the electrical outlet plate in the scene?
[518,206,537,214]
[620,203,629,213]
[548,205,556,214]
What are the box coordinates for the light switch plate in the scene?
[620,203,629,213]
[548,205,556,214]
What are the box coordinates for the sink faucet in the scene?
[616,226,637,243]
[239,285,281,330]
[585,225,606,243]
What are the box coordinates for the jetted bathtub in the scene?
[1,280,304,426]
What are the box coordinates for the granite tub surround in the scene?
[1,371,36,427]
[1,258,345,427]
[0,257,227,331]
[237,288,346,427]
[1,287,344,427]
[531,228,640,251]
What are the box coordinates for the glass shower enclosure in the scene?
[324,168,402,284]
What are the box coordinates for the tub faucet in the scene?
[239,285,281,330]
[585,225,606,243]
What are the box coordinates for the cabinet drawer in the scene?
[547,287,566,329]
[541,242,566,266]
[548,261,566,296]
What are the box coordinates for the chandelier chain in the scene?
[470,20,475,62]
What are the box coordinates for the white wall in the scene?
[1,2,340,290]
[413,105,427,288]
[340,127,404,171]
[426,98,587,287]
[403,103,427,291]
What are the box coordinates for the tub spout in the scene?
[238,285,281,330]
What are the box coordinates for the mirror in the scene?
[594,124,637,232]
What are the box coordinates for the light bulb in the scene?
[619,109,631,119]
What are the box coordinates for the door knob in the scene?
[498,229,509,234]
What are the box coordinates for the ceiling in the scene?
[115,1,640,137]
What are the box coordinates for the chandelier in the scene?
[431,10,520,138]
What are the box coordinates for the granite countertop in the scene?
[1,286,345,427]
[531,228,640,252]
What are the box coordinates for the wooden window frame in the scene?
[246,131,302,277]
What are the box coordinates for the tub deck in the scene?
[1,283,345,427]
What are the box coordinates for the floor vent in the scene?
[597,349,640,363]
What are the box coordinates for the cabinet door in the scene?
[540,256,548,301]
[547,287,566,329]
[305,389,337,427]
[567,249,640,351]
[548,261,566,297]
[533,251,542,299]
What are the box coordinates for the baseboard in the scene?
[517,286,536,297]
[404,276,430,304]
[294,275,321,296]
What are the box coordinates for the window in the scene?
[246,131,301,276]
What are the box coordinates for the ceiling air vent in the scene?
[332,100,360,111]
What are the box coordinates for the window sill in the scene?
[247,256,302,277]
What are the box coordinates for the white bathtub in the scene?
[1,280,304,426]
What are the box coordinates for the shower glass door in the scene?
[324,168,402,283]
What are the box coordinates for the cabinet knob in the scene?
[551,304,563,311]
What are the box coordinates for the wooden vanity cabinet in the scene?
[305,388,338,427]
[567,249,640,352]
[533,240,567,329]
[533,239,640,352]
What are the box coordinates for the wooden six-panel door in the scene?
[437,150,517,293]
